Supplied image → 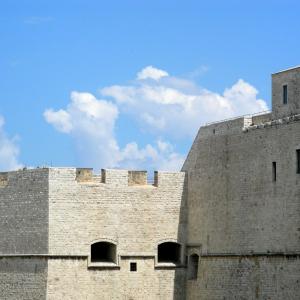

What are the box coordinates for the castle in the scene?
[0,67,300,300]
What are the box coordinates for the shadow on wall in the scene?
[173,173,188,300]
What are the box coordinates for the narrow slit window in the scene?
[130,262,137,272]
[283,85,288,104]
[188,254,199,280]
[272,162,277,182]
[297,149,300,174]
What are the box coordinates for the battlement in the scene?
[0,172,8,187]
[99,169,185,187]
[128,170,147,185]
[0,167,185,189]
[101,169,185,187]
[44,167,185,188]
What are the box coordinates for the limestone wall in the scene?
[46,168,187,299]
[0,169,49,254]
[0,257,47,300]
[272,67,300,119]
[47,257,186,300]
[183,116,300,299]
[183,118,300,253]
[186,255,300,300]
[0,169,49,299]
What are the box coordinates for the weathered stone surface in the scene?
[0,168,49,255]
[186,256,300,300]
[0,257,47,300]
[183,66,300,299]
[46,168,187,299]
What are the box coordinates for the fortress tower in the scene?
[183,66,300,299]
[0,67,300,299]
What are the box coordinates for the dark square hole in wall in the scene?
[158,242,181,263]
[130,262,137,272]
[91,242,116,263]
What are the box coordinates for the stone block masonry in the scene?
[0,168,187,299]
[183,66,300,299]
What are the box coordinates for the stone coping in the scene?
[244,114,300,132]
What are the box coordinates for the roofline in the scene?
[204,110,271,127]
[272,65,300,75]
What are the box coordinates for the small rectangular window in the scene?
[297,150,300,174]
[283,85,288,104]
[130,262,137,272]
[272,162,277,182]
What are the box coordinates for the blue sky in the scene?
[0,0,299,172]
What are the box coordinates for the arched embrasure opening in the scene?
[157,242,181,263]
[188,254,199,280]
[91,241,116,263]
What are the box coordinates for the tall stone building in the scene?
[0,67,300,299]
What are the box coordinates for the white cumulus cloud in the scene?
[44,109,72,133]
[118,140,184,171]
[0,116,22,171]
[102,68,268,139]
[44,66,268,171]
[137,66,169,81]
[44,91,183,171]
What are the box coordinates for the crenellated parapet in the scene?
[0,167,184,191]
[72,168,186,188]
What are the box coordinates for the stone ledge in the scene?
[87,262,120,269]
[154,263,186,269]
[243,113,300,132]
[200,252,300,257]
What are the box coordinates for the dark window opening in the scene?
[91,242,116,263]
[158,242,181,263]
[130,262,137,272]
[283,85,288,104]
[297,149,300,174]
[272,162,277,182]
[188,254,199,280]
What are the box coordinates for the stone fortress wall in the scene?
[0,66,300,299]
[0,168,187,300]
[182,66,300,299]
[47,168,187,300]
[0,169,49,300]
